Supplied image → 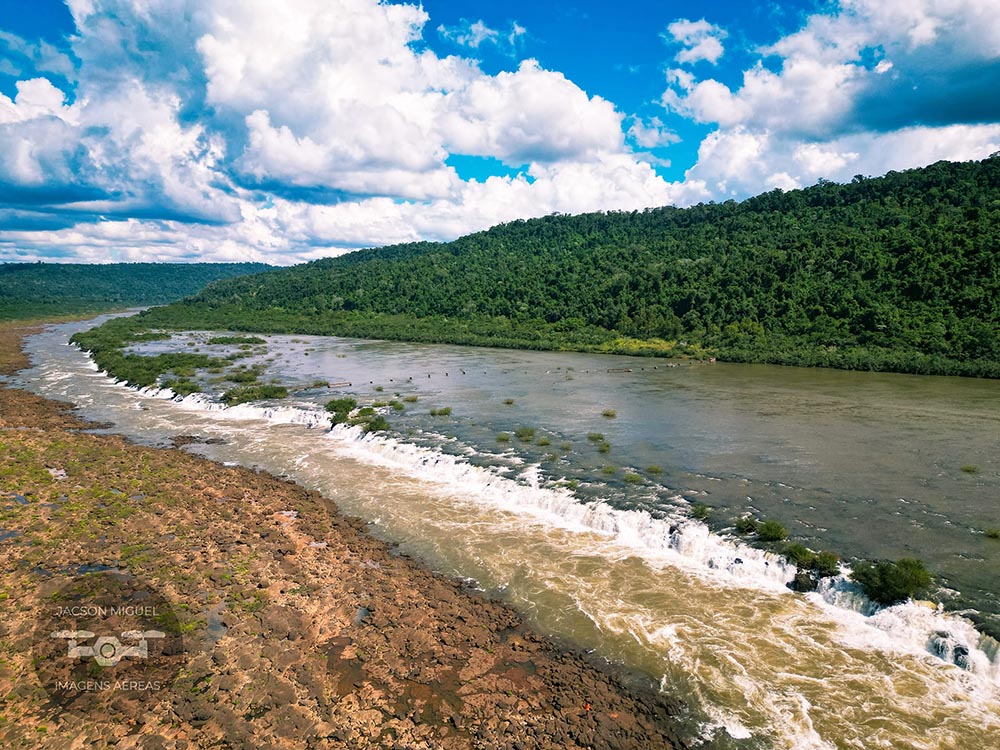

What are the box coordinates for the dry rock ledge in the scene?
[0,323,689,750]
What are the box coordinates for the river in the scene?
[16,316,1000,750]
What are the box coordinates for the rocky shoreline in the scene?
[0,322,690,750]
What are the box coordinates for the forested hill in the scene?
[144,157,999,376]
[0,262,270,320]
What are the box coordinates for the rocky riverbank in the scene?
[0,321,689,750]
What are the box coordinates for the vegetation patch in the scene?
[222,384,289,406]
[208,336,266,345]
[851,558,932,605]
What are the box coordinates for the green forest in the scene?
[0,262,269,321]
[91,157,1000,377]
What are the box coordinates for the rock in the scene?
[788,570,819,592]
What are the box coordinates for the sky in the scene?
[1,0,999,264]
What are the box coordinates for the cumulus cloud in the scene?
[0,0,688,262]
[663,0,1000,199]
[2,0,999,263]
[664,18,728,65]
[682,124,1000,199]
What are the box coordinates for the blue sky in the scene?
[1,0,999,263]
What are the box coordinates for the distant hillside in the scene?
[0,262,271,320]
[126,157,1000,376]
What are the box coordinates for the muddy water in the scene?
[18,318,1000,750]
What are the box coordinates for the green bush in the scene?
[811,551,841,577]
[783,543,815,566]
[735,516,759,534]
[597,441,611,453]
[690,503,710,521]
[602,408,617,418]
[403,395,419,403]
[646,465,663,475]
[984,528,1000,539]
[587,432,604,442]
[503,398,514,405]
[364,415,390,433]
[325,397,357,425]
[208,336,265,345]
[960,464,979,474]
[515,426,535,441]
[496,432,511,443]
[430,406,452,416]
[536,436,551,446]
[757,520,788,542]
[623,473,643,484]
[222,384,288,406]
[161,378,202,396]
[851,558,931,605]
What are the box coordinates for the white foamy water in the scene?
[16,321,1000,750]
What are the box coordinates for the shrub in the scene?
[783,543,815,566]
[514,426,535,441]
[812,551,841,577]
[623,473,643,484]
[602,408,617,418]
[390,401,405,411]
[161,378,201,396]
[326,397,357,416]
[587,432,605,442]
[403,395,418,403]
[851,558,931,605]
[536,436,551,446]
[560,442,572,451]
[364,415,390,433]
[222,384,288,406]
[208,336,265,345]
[597,441,611,454]
[735,516,759,534]
[430,406,452,416]
[601,466,617,476]
[757,520,788,542]
[985,528,1000,540]
[374,385,384,392]
[646,465,663,475]
[503,398,514,405]
[690,503,710,521]
[496,432,511,443]
[960,464,979,474]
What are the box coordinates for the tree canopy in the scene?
[106,157,1000,376]
[0,262,270,320]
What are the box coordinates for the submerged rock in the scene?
[929,630,972,670]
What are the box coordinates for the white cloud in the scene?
[664,18,728,65]
[3,0,1000,263]
[0,0,692,262]
[438,19,499,49]
[439,60,624,164]
[682,124,1000,199]
[627,117,680,149]
[438,18,527,54]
